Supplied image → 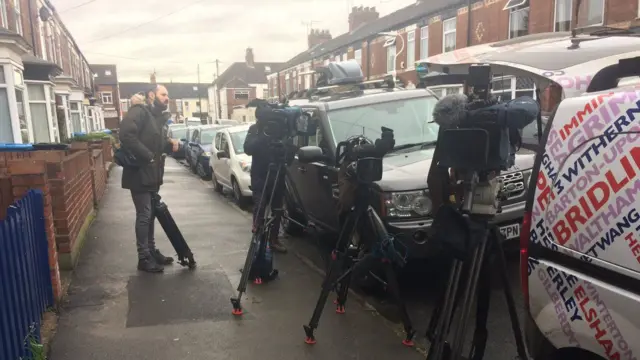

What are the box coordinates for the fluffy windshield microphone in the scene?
[431,93,468,128]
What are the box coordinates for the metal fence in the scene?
[0,190,54,360]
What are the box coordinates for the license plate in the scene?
[499,223,520,240]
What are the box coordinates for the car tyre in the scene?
[211,170,223,193]
[232,178,249,207]
[197,160,211,180]
[190,157,198,173]
[281,200,305,236]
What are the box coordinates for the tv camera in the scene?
[230,99,315,316]
[301,127,416,347]
[425,64,538,360]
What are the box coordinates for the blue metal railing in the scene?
[0,190,54,360]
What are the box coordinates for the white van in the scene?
[421,31,640,359]
[522,60,640,358]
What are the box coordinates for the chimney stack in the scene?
[348,5,379,32]
[150,71,156,84]
[308,28,332,49]
[245,47,255,68]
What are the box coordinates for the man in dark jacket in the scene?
[120,85,179,272]
[244,123,287,253]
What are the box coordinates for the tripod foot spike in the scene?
[254,277,263,285]
[230,297,243,316]
[402,339,415,347]
[335,305,346,314]
[303,325,316,344]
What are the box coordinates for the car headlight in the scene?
[203,152,211,157]
[239,160,251,173]
[383,190,432,218]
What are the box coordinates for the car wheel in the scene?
[197,161,211,180]
[211,170,223,192]
[281,200,305,236]
[190,157,198,173]
[232,178,248,206]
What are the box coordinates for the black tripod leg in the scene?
[230,232,261,315]
[492,231,528,360]
[335,257,352,314]
[382,260,416,347]
[304,211,359,344]
[427,259,464,360]
[468,253,491,360]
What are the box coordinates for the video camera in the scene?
[250,99,315,141]
[335,127,395,184]
[432,64,539,216]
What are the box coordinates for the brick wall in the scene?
[89,148,107,205]
[48,150,94,265]
[6,159,62,302]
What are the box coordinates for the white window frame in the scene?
[0,0,7,28]
[13,68,34,143]
[420,26,429,60]
[406,30,416,70]
[54,92,71,140]
[100,91,113,104]
[490,75,537,102]
[427,85,464,98]
[234,89,250,100]
[508,3,530,39]
[25,82,55,142]
[582,0,605,27]
[553,0,573,32]
[386,43,397,74]
[13,0,23,36]
[0,63,26,143]
[69,100,84,133]
[354,49,362,68]
[442,18,457,53]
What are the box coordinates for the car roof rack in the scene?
[304,74,401,101]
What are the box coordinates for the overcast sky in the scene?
[54,0,417,83]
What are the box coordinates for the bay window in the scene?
[406,30,415,69]
[443,18,456,53]
[13,0,23,36]
[14,69,31,143]
[491,76,536,102]
[0,0,7,28]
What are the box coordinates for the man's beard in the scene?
[153,98,168,111]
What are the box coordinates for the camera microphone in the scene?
[431,93,468,128]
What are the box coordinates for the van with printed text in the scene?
[522,54,640,359]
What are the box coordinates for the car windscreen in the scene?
[327,96,440,153]
[171,128,187,140]
[200,129,217,145]
[229,130,248,155]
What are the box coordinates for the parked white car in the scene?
[210,124,252,204]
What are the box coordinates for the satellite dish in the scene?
[39,7,52,22]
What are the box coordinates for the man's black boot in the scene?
[138,257,164,273]
[152,249,174,265]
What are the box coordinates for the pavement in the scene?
[49,158,425,360]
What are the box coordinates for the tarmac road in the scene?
[187,158,530,360]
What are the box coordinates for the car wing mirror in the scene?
[297,146,325,164]
[180,138,187,142]
[216,150,228,159]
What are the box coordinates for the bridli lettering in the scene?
[553,148,640,246]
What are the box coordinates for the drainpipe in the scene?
[365,38,371,80]
[27,0,37,55]
[276,71,281,99]
[466,0,472,47]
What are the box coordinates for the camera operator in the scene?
[120,85,180,273]
[243,122,288,253]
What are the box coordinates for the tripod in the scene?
[303,185,416,346]
[425,209,528,360]
[230,148,307,316]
